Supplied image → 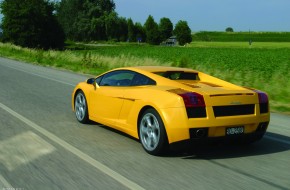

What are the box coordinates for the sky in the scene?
[114,0,290,32]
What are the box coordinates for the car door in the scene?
[118,72,157,127]
[89,70,135,126]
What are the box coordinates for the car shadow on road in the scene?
[86,121,141,142]
[83,122,290,159]
[164,132,290,159]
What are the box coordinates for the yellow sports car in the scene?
[72,66,270,155]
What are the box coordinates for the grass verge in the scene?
[0,42,289,114]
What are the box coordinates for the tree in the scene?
[144,15,160,45]
[127,18,135,42]
[226,27,234,32]
[135,22,146,43]
[159,17,173,41]
[126,19,145,43]
[117,17,128,42]
[55,0,80,41]
[105,13,130,42]
[105,11,119,41]
[174,20,192,46]
[0,0,65,49]
[57,0,115,41]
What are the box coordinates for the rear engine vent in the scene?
[210,93,254,97]
[200,82,221,87]
[213,104,255,117]
[181,83,200,88]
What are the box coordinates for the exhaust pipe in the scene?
[190,128,208,139]
[256,122,269,132]
[196,129,206,138]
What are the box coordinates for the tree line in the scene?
[0,0,192,50]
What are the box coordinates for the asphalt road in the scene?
[0,57,290,190]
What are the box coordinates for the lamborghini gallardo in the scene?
[72,66,270,155]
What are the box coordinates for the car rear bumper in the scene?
[169,125,267,150]
[160,107,270,144]
[167,120,269,144]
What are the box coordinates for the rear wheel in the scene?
[75,91,89,124]
[139,108,168,155]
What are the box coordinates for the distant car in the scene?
[72,66,270,155]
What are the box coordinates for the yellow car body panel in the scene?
[72,66,270,144]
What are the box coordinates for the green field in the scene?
[0,42,289,113]
[192,31,290,42]
[189,42,290,48]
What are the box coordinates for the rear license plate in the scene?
[226,126,244,135]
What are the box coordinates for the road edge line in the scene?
[0,102,145,190]
[0,175,13,188]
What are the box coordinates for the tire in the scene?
[74,91,89,124]
[139,108,168,155]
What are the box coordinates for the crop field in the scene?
[192,31,290,42]
[189,42,290,48]
[0,42,289,113]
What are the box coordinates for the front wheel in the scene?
[139,108,168,155]
[74,91,89,124]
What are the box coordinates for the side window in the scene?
[95,76,103,85]
[131,73,156,86]
[99,70,135,86]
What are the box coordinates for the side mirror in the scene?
[87,78,99,89]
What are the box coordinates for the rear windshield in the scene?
[154,71,199,80]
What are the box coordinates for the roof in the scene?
[128,66,197,73]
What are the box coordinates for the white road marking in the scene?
[0,174,13,188]
[0,102,145,190]
[0,131,55,171]
[264,135,290,145]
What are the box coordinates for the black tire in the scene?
[139,108,168,155]
[74,91,89,124]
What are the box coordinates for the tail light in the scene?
[178,92,205,107]
[256,91,268,104]
[167,89,206,118]
[254,90,269,113]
